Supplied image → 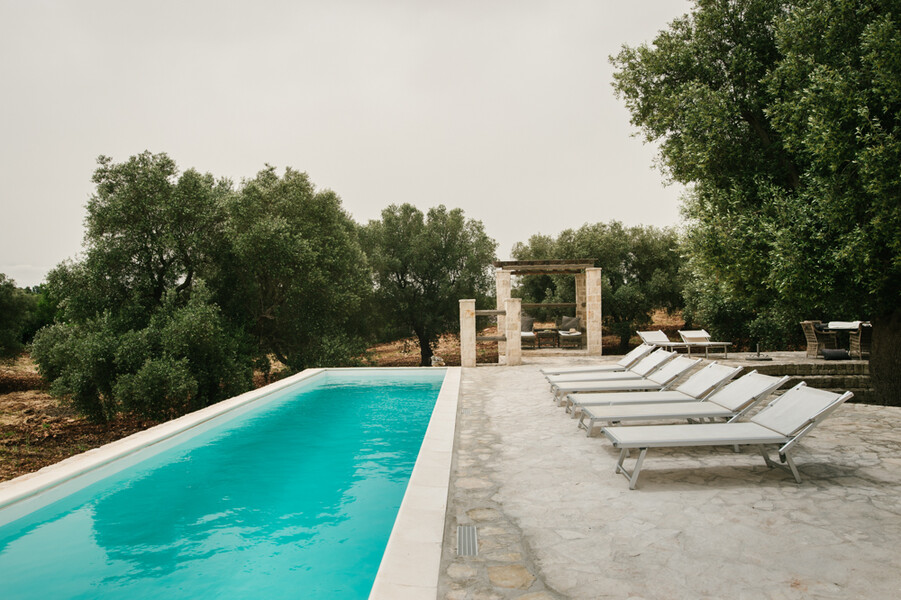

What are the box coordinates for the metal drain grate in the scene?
[457,525,478,556]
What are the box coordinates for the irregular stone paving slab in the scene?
[439,357,901,599]
[439,365,568,599]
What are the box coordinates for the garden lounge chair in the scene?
[576,371,789,436]
[603,383,854,489]
[551,356,700,403]
[800,320,837,358]
[540,344,655,378]
[637,330,688,352]
[850,322,872,359]
[566,362,744,417]
[521,315,537,349]
[547,349,676,394]
[678,329,731,358]
[557,316,583,348]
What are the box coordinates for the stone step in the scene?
[840,388,878,404]
[750,362,869,376]
[784,375,871,390]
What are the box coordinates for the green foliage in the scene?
[512,222,683,348]
[32,315,120,422]
[34,154,374,421]
[56,151,230,326]
[613,0,901,351]
[0,274,35,358]
[211,166,372,371]
[33,288,251,422]
[19,285,58,344]
[34,153,252,421]
[362,204,497,365]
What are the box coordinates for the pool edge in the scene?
[369,366,461,600]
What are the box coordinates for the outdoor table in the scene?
[535,328,559,348]
[816,321,869,355]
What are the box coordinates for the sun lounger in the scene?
[548,350,676,398]
[540,344,655,378]
[603,383,853,489]
[637,330,688,351]
[565,362,744,416]
[576,371,789,436]
[551,356,700,404]
[678,329,732,358]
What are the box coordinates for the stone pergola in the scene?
[459,260,603,367]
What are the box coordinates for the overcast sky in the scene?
[0,0,691,288]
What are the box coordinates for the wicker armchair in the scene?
[849,323,872,359]
[800,320,838,358]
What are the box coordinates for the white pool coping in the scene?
[369,366,461,600]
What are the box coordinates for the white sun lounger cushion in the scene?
[577,372,788,421]
[645,357,700,386]
[558,380,671,394]
[541,344,655,377]
[584,402,737,423]
[750,385,843,436]
[605,422,789,448]
[706,372,787,412]
[548,371,646,383]
[672,363,740,399]
[629,349,676,377]
[570,390,699,406]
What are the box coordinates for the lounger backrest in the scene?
[674,363,742,398]
[751,384,849,436]
[706,372,787,412]
[616,343,655,368]
[678,329,711,344]
[637,330,671,345]
[647,356,701,386]
[629,349,676,376]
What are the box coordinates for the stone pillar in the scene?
[459,299,476,367]
[585,268,603,356]
[495,269,512,354]
[504,297,522,366]
[574,272,587,324]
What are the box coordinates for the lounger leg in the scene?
[759,446,778,468]
[577,412,589,431]
[781,452,802,483]
[615,447,648,489]
[759,447,803,483]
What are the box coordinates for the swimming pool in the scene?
[0,368,454,599]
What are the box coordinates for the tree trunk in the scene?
[416,330,433,367]
[870,308,901,406]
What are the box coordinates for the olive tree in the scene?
[612,0,901,402]
[0,274,34,358]
[362,204,497,366]
[210,166,372,371]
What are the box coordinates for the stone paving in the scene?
[438,356,901,599]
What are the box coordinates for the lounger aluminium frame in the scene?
[551,356,700,404]
[577,372,789,436]
[603,383,854,489]
[565,362,742,416]
[540,344,655,378]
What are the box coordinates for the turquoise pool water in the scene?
[0,369,446,599]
